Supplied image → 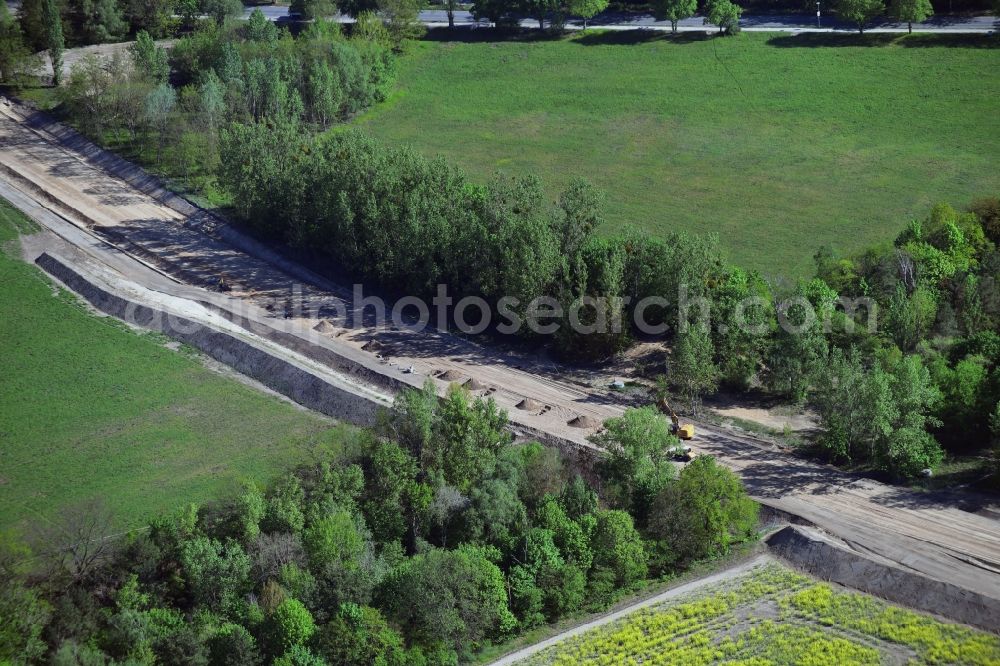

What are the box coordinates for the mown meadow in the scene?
[358,31,1000,278]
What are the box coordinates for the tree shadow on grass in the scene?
[573,30,716,46]
[768,33,900,47]
[419,26,721,46]
[767,32,999,48]
[896,32,1000,48]
[421,26,566,44]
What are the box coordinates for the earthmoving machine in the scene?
[658,398,695,441]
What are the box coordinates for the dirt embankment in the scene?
[3,96,1000,629]
[768,525,1000,633]
[36,252,387,426]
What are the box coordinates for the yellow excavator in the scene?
[658,398,695,441]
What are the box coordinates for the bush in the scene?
[267,599,316,655]
[648,456,758,567]
[590,510,648,589]
[380,546,516,652]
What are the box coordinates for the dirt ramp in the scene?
[568,415,601,429]
[517,398,542,411]
[436,369,465,382]
[463,378,487,391]
[767,525,1000,633]
[313,320,340,335]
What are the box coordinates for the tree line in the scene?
[293,0,966,35]
[46,13,395,197]
[810,201,1000,475]
[0,386,757,664]
[218,115,1000,479]
[15,0,244,56]
[0,0,969,88]
[219,121,733,358]
[4,0,998,481]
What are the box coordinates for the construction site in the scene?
[3,93,1000,638]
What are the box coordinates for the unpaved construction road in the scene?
[2,98,1000,616]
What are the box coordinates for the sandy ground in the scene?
[706,393,820,433]
[2,97,1000,608]
[33,40,177,84]
[713,405,816,432]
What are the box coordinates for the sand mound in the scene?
[362,339,382,352]
[517,398,542,411]
[313,320,338,335]
[464,378,487,391]
[437,369,465,382]
[568,415,601,429]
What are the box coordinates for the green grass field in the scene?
[0,198,354,532]
[522,563,1000,665]
[357,32,1000,278]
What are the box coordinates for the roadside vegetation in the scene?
[520,563,1000,665]
[0,378,760,664]
[0,198,352,532]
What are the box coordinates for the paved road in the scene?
[248,4,997,32]
[4,0,992,32]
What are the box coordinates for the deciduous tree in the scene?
[243,7,277,41]
[652,0,697,33]
[890,0,932,32]
[567,0,608,29]
[267,599,316,655]
[313,603,408,665]
[144,82,177,162]
[380,546,516,651]
[202,0,244,25]
[67,0,127,44]
[590,406,677,522]
[523,0,558,29]
[292,0,336,17]
[429,384,511,491]
[649,456,758,566]
[668,324,719,414]
[589,510,648,589]
[379,0,426,45]
[124,0,173,37]
[703,0,742,34]
[0,536,50,663]
[180,537,251,614]
[766,297,828,404]
[0,4,37,84]
[471,0,520,26]
[443,0,459,27]
[836,0,885,33]
[130,30,170,83]
[43,0,64,85]
[305,59,342,125]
